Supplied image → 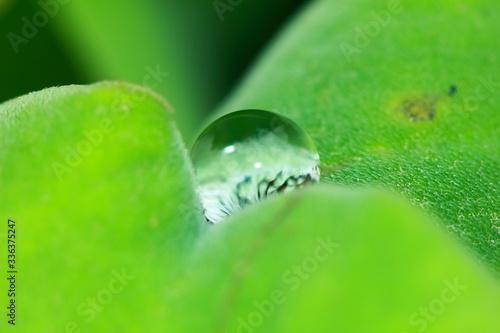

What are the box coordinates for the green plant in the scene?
[1,0,499,332]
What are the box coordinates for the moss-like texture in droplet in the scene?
[191,109,320,223]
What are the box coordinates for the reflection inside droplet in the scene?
[191,109,320,223]
[223,145,235,154]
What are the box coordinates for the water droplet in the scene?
[190,109,320,223]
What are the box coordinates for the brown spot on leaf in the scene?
[400,96,437,122]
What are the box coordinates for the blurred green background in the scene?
[1,1,499,331]
[0,0,308,141]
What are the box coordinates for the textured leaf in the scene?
[0,82,204,332]
[215,0,500,273]
[171,186,500,333]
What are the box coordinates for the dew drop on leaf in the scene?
[190,109,320,223]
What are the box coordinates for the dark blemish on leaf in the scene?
[400,96,437,122]
[449,85,457,97]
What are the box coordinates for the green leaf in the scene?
[2,0,499,331]
[0,0,15,16]
[171,186,500,332]
[50,0,206,139]
[215,0,500,273]
[0,82,205,331]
